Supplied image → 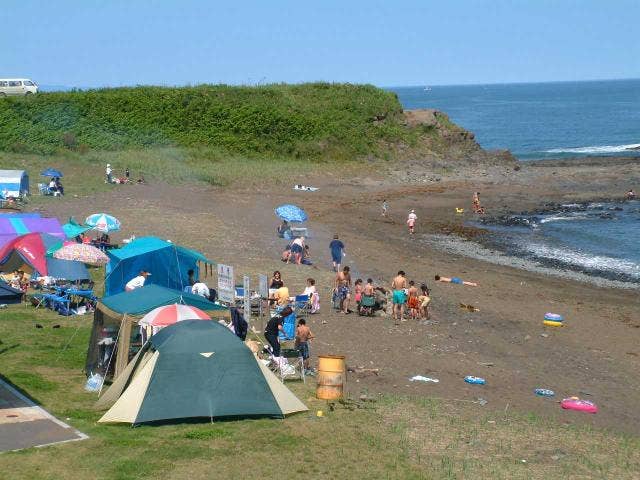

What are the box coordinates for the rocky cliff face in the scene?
[398,109,518,168]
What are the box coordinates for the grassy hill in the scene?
[0,83,414,160]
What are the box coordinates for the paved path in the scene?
[0,378,87,452]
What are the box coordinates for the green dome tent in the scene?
[96,320,307,424]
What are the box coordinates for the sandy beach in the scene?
[33,154,640,436]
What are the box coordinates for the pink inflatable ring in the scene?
[561,397,598,414]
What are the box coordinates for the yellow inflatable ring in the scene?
[543,320,564,327]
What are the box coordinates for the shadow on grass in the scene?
[0,373,43,407]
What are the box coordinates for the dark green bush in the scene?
[0,83,407,160]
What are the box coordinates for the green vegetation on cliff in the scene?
[0,83,411,159]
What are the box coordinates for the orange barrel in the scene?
[316,355,346,400]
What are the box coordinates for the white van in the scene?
[0,79,38,96]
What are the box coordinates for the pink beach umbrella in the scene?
[138,303,211,328]
[52,243,110,266]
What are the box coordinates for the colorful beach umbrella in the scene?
[53,243,110,266]
[41,168,63,178]
[85,213,121,233]
[275,204,308,223]
[138,303,211,328]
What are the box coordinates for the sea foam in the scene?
[545,143,640,154]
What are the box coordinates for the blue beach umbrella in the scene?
[85,213,121,233]
[275,204,308,223]
[41,168,64,178]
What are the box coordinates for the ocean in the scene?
[389,79,640,160]
[390,80,640,284]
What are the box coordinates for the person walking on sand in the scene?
[334,266,352,314]
[473,192,486,214]
[382,199,389,217]
[407,210,417,235]
[329,234,345,272]
[391,270,407,322]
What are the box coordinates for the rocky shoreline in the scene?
[436,197,640,287]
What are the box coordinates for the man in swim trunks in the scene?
[329,234,345,272]
[391,270,407,321]
[434,274,478,287]
[382,199,389,217]
[334,266,352,314]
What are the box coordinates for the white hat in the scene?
[107,163,111,167]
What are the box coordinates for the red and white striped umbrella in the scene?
[138,303,210,328]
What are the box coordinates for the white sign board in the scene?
[243,275,251,320]
[258,274,268,299]
[217,264,235,304]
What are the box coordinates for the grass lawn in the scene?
[0,147,362,196]
[1,304,638,479]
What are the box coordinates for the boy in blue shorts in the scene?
[295,319,315,375]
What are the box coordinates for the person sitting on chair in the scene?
[48,178,58,195]
[55,178,64,196]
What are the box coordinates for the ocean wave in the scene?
[523,243,640,278]
[545,143,640,154]
[539,214,588,224]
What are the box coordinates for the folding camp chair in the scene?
[279,348,305,383]
[38,183,52,195]
[292,294,311,318]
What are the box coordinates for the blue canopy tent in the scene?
[62,218,92,239]
[0,170,29,198]
[104,237,215,296]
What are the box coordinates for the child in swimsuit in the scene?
[406,280,419,319]
[354,278,363,301]
[418,284,431,319]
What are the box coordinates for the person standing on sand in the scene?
[334,266,352,314]
[105,164,113,184]
[407,210,417,235]
[406,280,419,319]
[418,284,431,320]
[382,199,389,217]
[391,271,407,321]
[329,234,345,272]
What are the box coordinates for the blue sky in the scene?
[2,0,638,87]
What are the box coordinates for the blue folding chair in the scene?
[293,294,310,318]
